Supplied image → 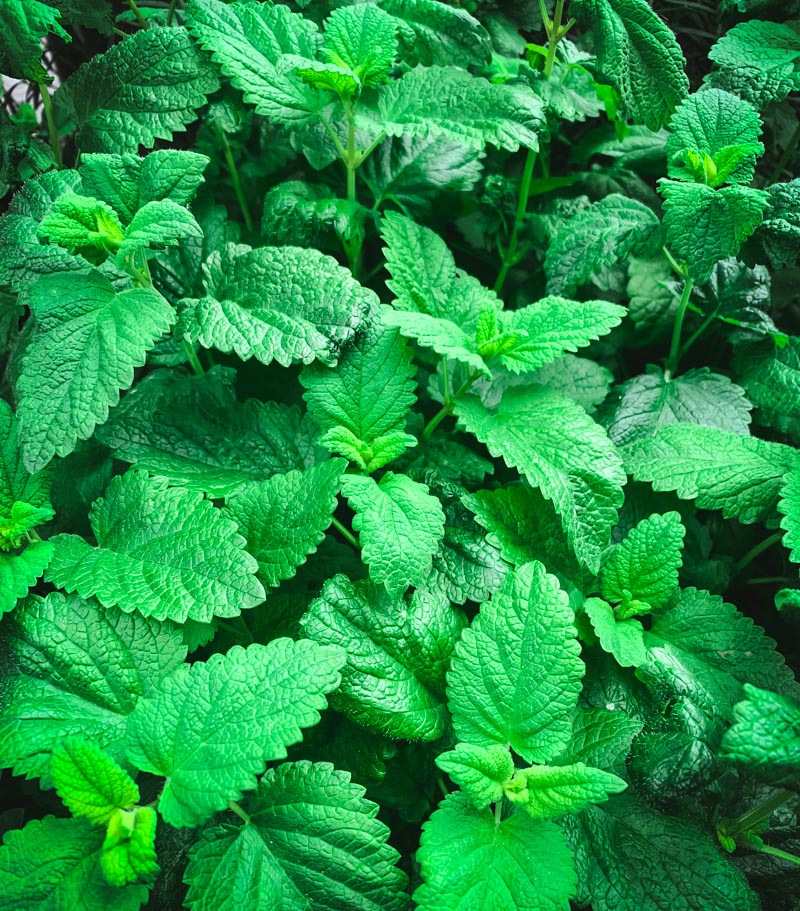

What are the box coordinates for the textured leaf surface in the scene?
[322,5,397,87]
[448,562,583,764]
[378,0,490,67]
[56,27,219,153]
[0,0,69,81]
[302,575,464,740]
[100,804,158,888]
[735,336,800,439]
[116,198,203,261]
[384,308,487,374]
[126,642,345,827]
[455,388,625,573]
[184,761,408,911]
[510,763,627,820]
[559,708,643,771]
[0,592,186,782]
[415,792,576,911]
[584,598,647,668]
[341,472,445,594]
[751,179,800,268]
[435,744,514,809]
[47,471,265,623]
[16,269,174,472]
[0,400,52,519]
[779,468,800,563]
[37,193,124,264]
[0,542,53,616]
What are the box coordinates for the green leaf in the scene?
[0,592,186,782]
[97,367,321,497]
[116,199,203,262]
[302,575,465,741]
[507,763,627,820]
[720,684,800,786]
[377,0,491,68]
[564,793,760,911]
[435,744,514,809]
[735,336,800,439]
[0,816,149,911]
[292,57,362,99]
[16,269,173,472]
[383,308,489,375]
[448,561,583,763]
[708,20,800,109]
[51,738,139,826]
[376,66,544,151]
[601,512,685,615]
[558,707,643,770]
[48,470,264,623]
[625,424,799,523]
[0,0,69,81]
[300,318,417,472]
[583,597,647,668]
[185,0,322,126]
[184,761,408,911]
[659,180,770,283]
[750,179,800,269]
[56,27,219,153]
[572,0,688,129]
[455,388,625,573]
[0,399,52,520]
[415,792,576,911]
[223,459,345,589]
[779,468,800,563]
[693,258,780,340]
[666,89,764,185]
[0,541,53,615]
[322,5,397,88]
[179,243,374,368]
[527,356,612,414]
[499,297,625,374]
[600,366,753,447]
[341,472,445,595]
[37,194,124,264]
[100,805,158,888]
[126,640,344,827]
[544,195,660,296]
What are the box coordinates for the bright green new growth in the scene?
[435,743,515,809]
[0,0,69,82]
[101,806,159,888]
[323,5,398,88]
[583,597,647,668]
[505,763,627,820]
[37,194,124,264]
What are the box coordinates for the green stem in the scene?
[228,800,251,825]
[421,373,480,442]
[166,0,180,26]
[767,120,800,186]
[494,147,537,295]
[215,125,254,233]
[732,531,784,579]
[25,528,43,543]
[331,515,359,550]
[664,276,694,379]
[662,245,686,277]
[679,309,717,360]
[38,82,62,169]
[756,844,800,867]
[745,576,794,585]
[345,105,357,205]
[127,0,149,28]
[543,0,566,78]
[182,339,205,376]
[494,800,503,827]
[356,131,387,168]
[729,789,796,837]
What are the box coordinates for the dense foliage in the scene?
[1,0,800,908]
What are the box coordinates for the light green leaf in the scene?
[16,269,173,472]
[779,468,800,563]
[544,195,660,296]
[583,597,647,668]
[179,243,374,368]
[448,561,583,763]
[47,470,265,623]
[415,792,576,911]
[184,761,408,911]
[558,707,643,770]
[322,5,397,88]
[527,356,613,414]
[223,459,345,589]
[126,641,345,827]
[601,512,685,616]
[341,472,445,595]
[51,738,139,826]
[302,575,465,741]
[0,592,186,782]
[100,805,158,888]
[37,194,124,264]
[116,198,202,262]
[300,318,417,472]
[0,541,53,615]
[0,816,148,911]
[625,424,799,523]
[0,0,69,81]
[455,388,625,573]
[292,56,361,99]
[435,744,514,809]
[508,763,627,820]
[0,399,52,520]
[56,26,219,153]
[382,308,488,375]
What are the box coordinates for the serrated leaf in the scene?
[601,367,752,448]
[292,56,362,99]
[544,194,660,296]
[528,356,613,414]
[0,816,148,911]
[558,707,643,770]
[415,792,576,911]
[322,5,397,88]
[126,641,344,827]
[448,561,583,763]
[383,307,489,375]
[37,194,124,264]
[584,597,647,668]
[16,269,174,472]
[56,27,219,153]
[750,178,800,268]
[302,575,465,740]
[0,541,53,615]
[184,761,408,911]
[455,388,625,573]
[735,336,800,439]
[509,763,627,820]
[116,198,203,262]
[300,318,417,471]
[51,738,139,826]
[625,424,799,523]
[100,805,158,888]
[179,243,374,368]
[0,592,186,782]
[572,0,688,129]
[0,399,52,519]
[0,0,69,81]
[779,468,800,563]
[341,472,445,595]
[223,459,345,589]
[435,744,514,809]
[47,470,264,623]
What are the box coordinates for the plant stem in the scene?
[679,309,717,360]
[215,124,254,233]
[662,245,685,276]
[767,120,800,186]
[38,82,62,169]
[331,515,359,550]
[664,276,694,379]
[543,0,567,78]
[228,800,251,824]
[732,531,784,579]
[166,0,180,26]
[127,0,149,28]
[345,106,357,206]
[182,339,205,376]
[745,576,793,585]
[421,373,480,442]
[729,789,796,837]
[493,148,537,295]
[494,800,503,827]
[756,844,800,867]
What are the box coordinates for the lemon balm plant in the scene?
[1,0,800,908]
